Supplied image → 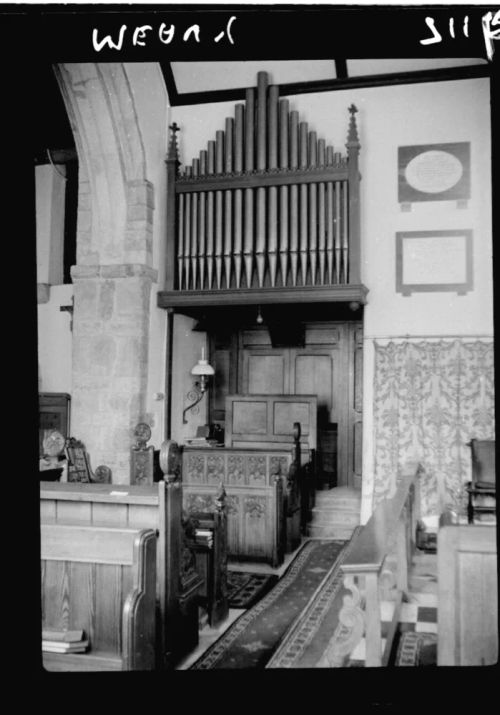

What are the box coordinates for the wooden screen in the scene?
[164,71,361,297]
[224,393,317,450]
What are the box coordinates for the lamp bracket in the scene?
[182,382,204,424]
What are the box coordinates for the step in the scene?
[313,495,361,510]
[312,496,360,506]
[310,510,360,527]
[307,524,357,540]
[312,505,360,517]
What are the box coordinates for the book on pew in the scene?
[42,639,89,653]
[195,528,213,547]
[41,629,84,643]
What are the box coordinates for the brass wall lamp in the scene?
[182,348,215,424]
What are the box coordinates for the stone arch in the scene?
[54,62,160,483]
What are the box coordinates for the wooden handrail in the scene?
[342,463,420,575]
[329,462,421,667]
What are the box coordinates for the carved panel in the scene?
[185,453,206,483]
[244,495,266,519]
[207,455,225,484]
[185,493,214,513]
[269,455,289,481]
[225,494,240,516]
[227,455,245,485]
[131,447,154,486]
[247,456,266,485]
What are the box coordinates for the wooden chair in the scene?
[41,524,157,671]
[466,439,496,524]
[64,437,112,483]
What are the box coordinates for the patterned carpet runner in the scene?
[190,538,350,669]
[266,528,361,668]
[226,571,279,609]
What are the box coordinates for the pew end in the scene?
[41,524,157,671]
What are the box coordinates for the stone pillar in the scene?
[71,263,158,483]
[55,62,164,483]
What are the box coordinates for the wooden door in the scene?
[238,322,362,489]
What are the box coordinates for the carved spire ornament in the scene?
[347,104,360,147]
[167,122,180,166]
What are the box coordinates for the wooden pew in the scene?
[437,521,497,665]
[41,524,156,671]
[183,422,307,566]
[40,440,228,667]
[40,441,207,669]
[327,463,421,666]
[183,447,285,567]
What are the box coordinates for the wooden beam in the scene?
[160,62,179,106]
[157,283,369,310]
[335,59,347,79]
[164,65,490,107]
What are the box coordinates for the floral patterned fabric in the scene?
[373,340,494,516]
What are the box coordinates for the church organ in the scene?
[158,70,367,309]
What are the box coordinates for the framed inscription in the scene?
[396,230,473,296]
[398,142,470,203]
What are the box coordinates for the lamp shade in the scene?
[191,358,215,376]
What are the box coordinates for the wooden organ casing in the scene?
[158,71,367,310]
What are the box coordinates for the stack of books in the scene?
[195,528,213,548]
[42,629,89,654]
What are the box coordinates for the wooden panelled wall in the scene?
[210,321,362,489]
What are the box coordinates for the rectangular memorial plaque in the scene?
[396,230,473,296]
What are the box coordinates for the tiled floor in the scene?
[176,543,438,670]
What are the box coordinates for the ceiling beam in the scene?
[335,59,348,80]
[163,64,490,107]
[161,62,179,106]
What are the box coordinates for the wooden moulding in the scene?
[157,283,369,310]
[175,165,349,194]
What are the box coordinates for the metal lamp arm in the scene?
[182,381,205,424]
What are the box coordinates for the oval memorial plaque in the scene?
[405,150,463,194]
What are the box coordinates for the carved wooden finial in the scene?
[215,481,227,511]
[159,439,181,482]
[347,104,360,147]
[167,122,180,162]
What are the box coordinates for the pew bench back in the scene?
[41,523,156,671]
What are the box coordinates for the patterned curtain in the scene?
[373,340,494,516]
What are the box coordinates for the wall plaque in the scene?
[396,230,473,296]
[398,142,470,203]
